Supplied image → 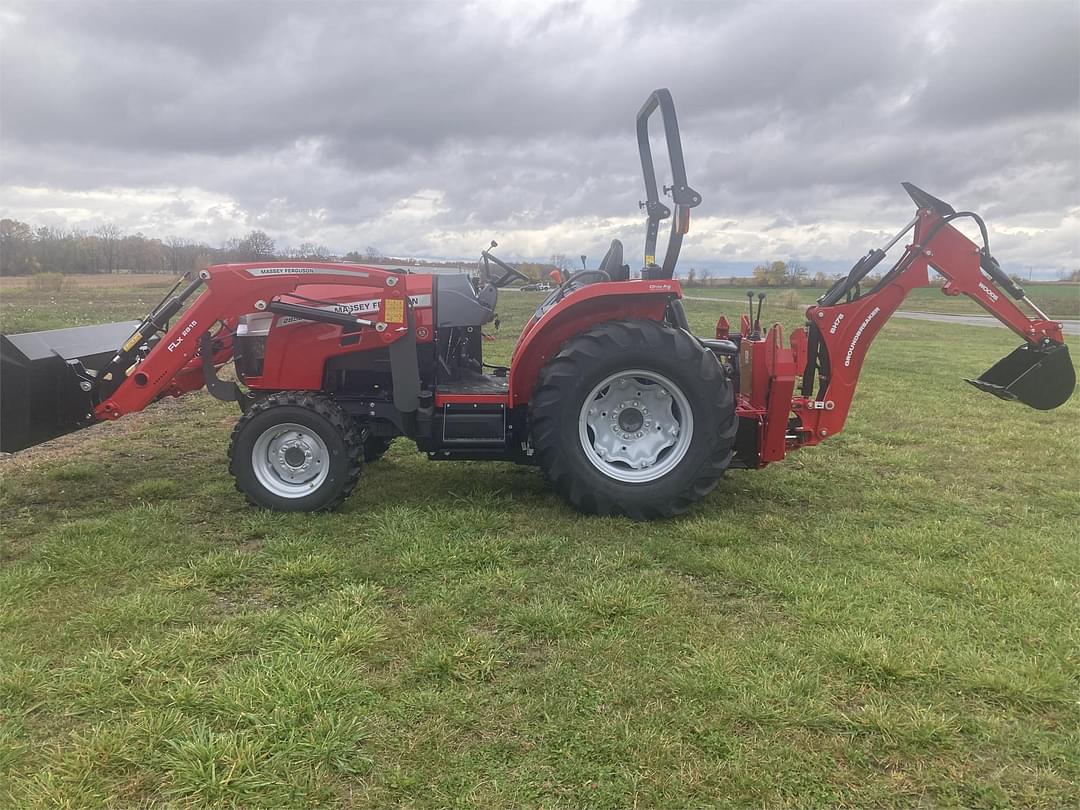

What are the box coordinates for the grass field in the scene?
[682,278,1080,317]
[2,275,1076,333]
[683,282,1080,319]
[1,277,1078,807]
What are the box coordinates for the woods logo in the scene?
[978,282,999,303]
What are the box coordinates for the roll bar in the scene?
[636,88,702,279]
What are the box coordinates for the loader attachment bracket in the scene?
[199,332,247,408]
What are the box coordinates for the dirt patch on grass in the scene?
[0,397,192,472]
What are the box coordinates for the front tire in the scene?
[228,392,362,512]
[529,320,736,520]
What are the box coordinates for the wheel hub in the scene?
[579,371,693,482]
[617,407,644,433]
[282,445,307,468]
[251,423,330,498]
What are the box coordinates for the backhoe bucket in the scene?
[966,342,1075,411]
[0,321,138,453]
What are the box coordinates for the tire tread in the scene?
[529,320,737,520]
[227,392,363,511]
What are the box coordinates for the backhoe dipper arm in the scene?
[94,263,406,421]
[794,208,1069,444]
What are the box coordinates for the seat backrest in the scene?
[599,239,629,281]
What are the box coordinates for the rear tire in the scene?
[529,320,736,520]
[228,392,362,512]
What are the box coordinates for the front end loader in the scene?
[1,89,1074,519]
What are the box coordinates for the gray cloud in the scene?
[1,0,1077,274]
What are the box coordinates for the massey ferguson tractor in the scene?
[1,90,1074,519]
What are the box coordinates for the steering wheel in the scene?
[540,269,610,310]
[480,248,531,288]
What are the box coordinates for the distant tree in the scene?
[785,260,808,286]
[0,218,37,275]
[122,232,162,273]
[294,242,331,261]
[685,267,697,286]
[235,230,276,262]
[812,271,830,287]
[165,236,191,275]
[752,260,788,287]
[364,246,384,261]
[549,253,572,276]
[95,224,121,273]
[513,262,556,281]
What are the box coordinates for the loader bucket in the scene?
[0,321,138,453]
[966,341,1075,411]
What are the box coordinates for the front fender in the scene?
[508,279,681,407]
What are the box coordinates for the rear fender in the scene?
[508,280,679,407]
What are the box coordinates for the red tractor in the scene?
[1,90,1073,519]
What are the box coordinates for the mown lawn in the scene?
[1,280,1078,807]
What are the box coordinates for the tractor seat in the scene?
[598,238,630,282]
[435,274,496,328]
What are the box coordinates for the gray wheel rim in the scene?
[578,369,694,483]
[251,422,330,498]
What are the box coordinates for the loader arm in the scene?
[95,263,409,421]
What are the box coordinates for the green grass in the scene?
[1,281,1078,807]
[1,274,184,333]
[685,281,1080,319]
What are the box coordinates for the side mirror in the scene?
[490,240,498,249]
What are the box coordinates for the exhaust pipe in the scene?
[0,321,140,452]
[966,340,1075,411]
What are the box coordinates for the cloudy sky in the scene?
[1,0,1077,275]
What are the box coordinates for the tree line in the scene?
[682,260,841,288]
[681,259,1078,288]
[0,218,459,277]
[6,218,1074,284]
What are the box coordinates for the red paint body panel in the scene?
[96,262,407,419]
[434,393,507,406]
[507,279,679,407]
